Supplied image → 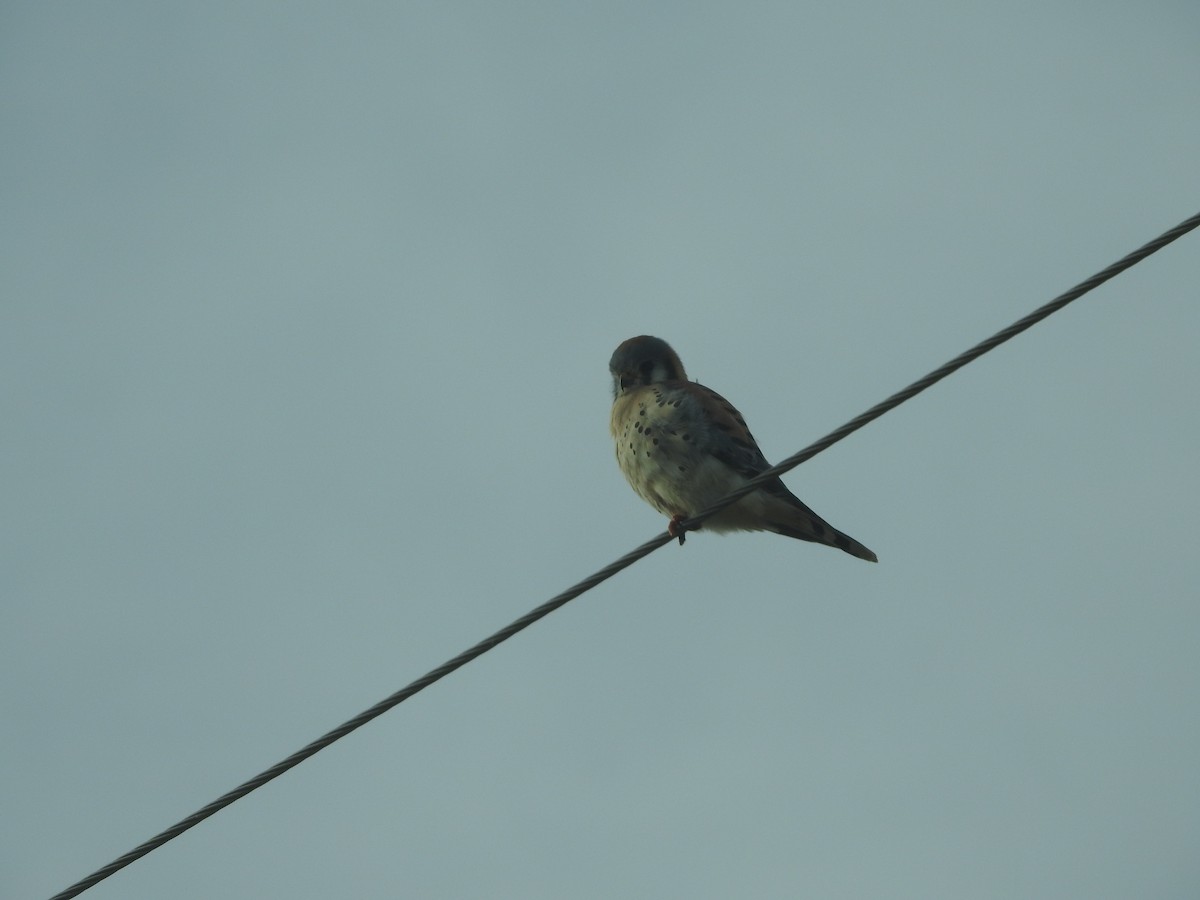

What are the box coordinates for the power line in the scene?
[675,208,1200,535]
[49,209,1200,900]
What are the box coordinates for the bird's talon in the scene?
[668,515,687,545]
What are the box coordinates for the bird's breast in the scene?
[611,388,737,518]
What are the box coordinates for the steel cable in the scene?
[49,209,1200,900]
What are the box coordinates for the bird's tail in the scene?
[770,518,877,562]
[764,483,878,562]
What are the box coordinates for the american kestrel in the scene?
[609,335,877,562]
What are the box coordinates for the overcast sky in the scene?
[4,3,1199,899]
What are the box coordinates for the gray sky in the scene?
[4,3,1199,898]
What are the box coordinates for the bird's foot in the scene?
[668,514,687,545]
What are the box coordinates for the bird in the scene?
[609,335,877,562]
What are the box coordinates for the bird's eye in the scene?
[639,360,655,381]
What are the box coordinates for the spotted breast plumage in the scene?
[609,335,877,562]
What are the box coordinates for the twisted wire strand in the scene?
[49,209,1200,900]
